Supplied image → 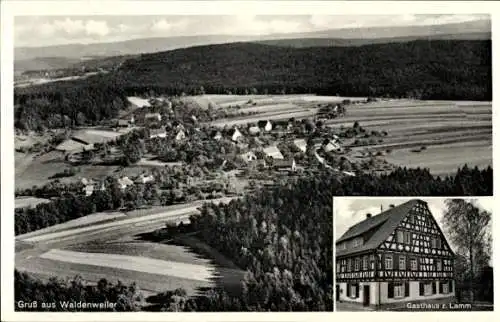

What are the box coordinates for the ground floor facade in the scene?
[336,280,455,307]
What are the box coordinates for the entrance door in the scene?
[336,285,340,301]
[363,285,370,306]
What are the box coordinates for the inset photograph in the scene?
[334,197,493,311]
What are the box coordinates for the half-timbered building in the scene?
[335,199,455,307]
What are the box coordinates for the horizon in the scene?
[15,14,489,48]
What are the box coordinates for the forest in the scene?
[14,77,130,131]
[112,40,491,100]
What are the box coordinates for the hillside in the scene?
[110,40,491,101]
[14,19,490,68]
[256,32,491,48]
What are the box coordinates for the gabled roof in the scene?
[263,146,284,159]
[336,199,421,257]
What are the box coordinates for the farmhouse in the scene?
[293,139,307,153]
[145,112,162,122]
[335,200,455,308]
[258,120,273,132]
[263,146,284,159]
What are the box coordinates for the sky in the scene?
[334,197,493,253]
[14,14,489,47]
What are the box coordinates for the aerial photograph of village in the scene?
[11,12,492,312]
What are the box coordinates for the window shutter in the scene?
[432,281,437,294]
[419,282,424,296]
[405,282,410,297]
[347,284,351,297]
[388,282,394,298]
[356,284,359,298]
[439,282,443,294]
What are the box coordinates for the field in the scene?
[334,100,492,176]
[15,196,51,209]
[15,199,245,297]
[15,150,148,190]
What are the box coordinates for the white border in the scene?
[1,1,498,321]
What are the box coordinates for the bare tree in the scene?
[442,199,491,302]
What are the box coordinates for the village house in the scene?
[175,129,187,141]
[135,174,155,184]
[117,176,134,190]
[228,128,243,142]
[248,126,261,136]
[336,200,455,308]
[212,130,223,141]
[263,146,284,159]
[293,139,307,153]
[239,151,258,163]
[83,184,94,196]
[145,112,162,122]
[258,120,273,132]
[117,119,130,128]
[323,139,343,153]
[149,128,167,139]
[272,158,297,172]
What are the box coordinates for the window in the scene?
[363,256,368,270]
[347,258,352,272]
[355,257,360,271]
[436,238,442,249]
[340,242,347,250]
[399,256,406,270]
[431,238,437,248]
[436,260,442,271]
[442,282,449,294]
[336,262,340,273]
[394,283,404,298]
[347,283,359,298]
[388,282,409,299]
[352,238,363,248]
[411,258,418,270]
[370,255,375,270]
[397,230,404,243]
[404,231,411,244]
[385,255,393,270]
[423,282,433,296]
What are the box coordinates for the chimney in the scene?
[380,204,383,213]
[366,213,372,219]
